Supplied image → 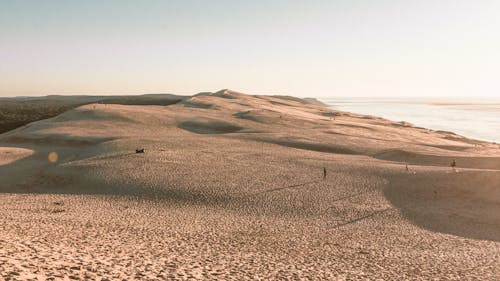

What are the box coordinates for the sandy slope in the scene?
[0,147,33,166]
[0,89,499,280]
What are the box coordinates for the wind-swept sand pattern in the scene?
[1,90,499,280]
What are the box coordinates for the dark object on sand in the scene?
[451,159,456,168]
[136,148,145,154]
[323,167,327,179]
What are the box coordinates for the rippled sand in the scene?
[1,90,499,280]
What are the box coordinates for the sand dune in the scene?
[374,149,500,170]
[178,119,244,134]
[1,89,499,279]
[0,147,33,166]
[385,170,500,241]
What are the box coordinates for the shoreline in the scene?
[321,98,500,144]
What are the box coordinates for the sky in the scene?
[1,0,500,98]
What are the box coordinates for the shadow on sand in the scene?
[383,170,500,242]
[0,142,235,207]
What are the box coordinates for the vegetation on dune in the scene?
[0,99,83,134]
[0,94,185,134]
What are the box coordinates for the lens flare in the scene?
[48,152,58,163]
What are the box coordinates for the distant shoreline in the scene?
[322,98,500,144]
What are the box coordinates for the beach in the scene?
[1,90,499,280]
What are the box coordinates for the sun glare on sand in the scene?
[48,151,58,163]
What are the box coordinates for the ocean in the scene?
[321,98,500,143]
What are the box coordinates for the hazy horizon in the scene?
[2,0,500,98]
[3,91,500,102]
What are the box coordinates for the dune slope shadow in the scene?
[374,149,500,170]
[0,147,234,206]
[384,170,500,242]
[3,135,117,147]
[178,119,243,134]
[258,138,361,155]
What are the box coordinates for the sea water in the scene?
[321,98,500,143]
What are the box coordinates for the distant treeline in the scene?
[0,94,184,134]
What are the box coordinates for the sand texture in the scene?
[1,90,499,280]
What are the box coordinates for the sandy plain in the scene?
[0,90,499,280]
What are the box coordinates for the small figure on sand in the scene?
[323,167,327,180]
[450,159,457,172]
[405,164,409,172]
[136,148,145,154]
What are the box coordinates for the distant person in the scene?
[451,159,456,168]
[323,167,327,180]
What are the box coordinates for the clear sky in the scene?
[1,0,499,98]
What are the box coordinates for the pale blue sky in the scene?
[1,0,499,97]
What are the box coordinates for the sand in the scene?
[0,89,499,280]
[0,147,33,166]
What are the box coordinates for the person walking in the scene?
[323,167,327,180]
